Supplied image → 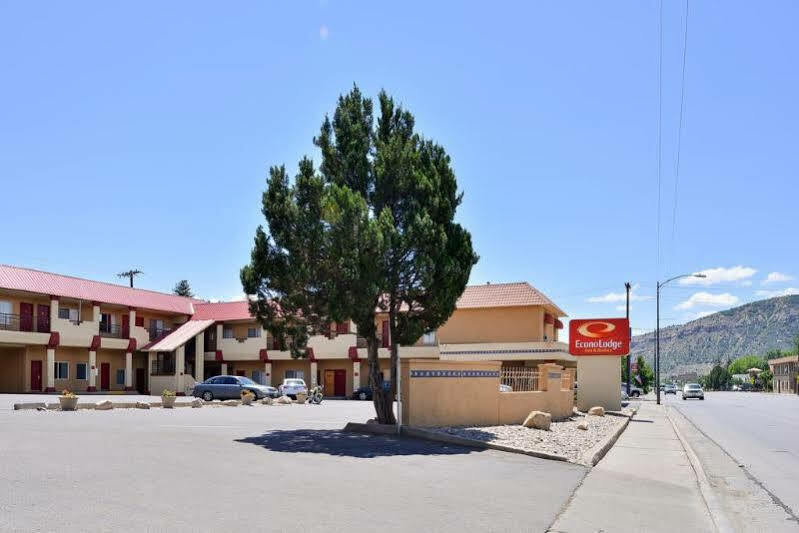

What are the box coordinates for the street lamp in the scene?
[656,272,707,405]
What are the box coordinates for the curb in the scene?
[14,401,199,410]
[582,405,637,466]
[344,422,569,463]
[665,406,733,533]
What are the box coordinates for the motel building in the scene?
[0,265,573,397]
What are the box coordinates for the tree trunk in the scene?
[369,336,395,424]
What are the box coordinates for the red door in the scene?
[100,363,110,390]
[30,360,42,391]
[36,304,50,333]
[381,320,390,348]
[121,314,130,338]
[334,369,346,397]
[20,303,34,332]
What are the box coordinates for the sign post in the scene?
[569,318,630,411]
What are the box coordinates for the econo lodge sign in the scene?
[569,318,630,356]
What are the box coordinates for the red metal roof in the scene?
[192,301,254,321]
[0,265,195,314]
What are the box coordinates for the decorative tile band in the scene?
[440,348,568,356]
[410,369,500,378]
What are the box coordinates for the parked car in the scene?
[193,375,278,402]
[664,383,677,395]
[682,383,705,400]
[621,382,643,397]
[351,381,391,400]
[278,378,308,399]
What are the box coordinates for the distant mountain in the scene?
[630,295,799,377]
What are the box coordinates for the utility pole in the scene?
[625,282,631,396]
[117,269,143,288]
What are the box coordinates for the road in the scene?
[0,397,586,532]
[667,391,799,520]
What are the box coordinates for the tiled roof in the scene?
[456,282,566,316]
[144,319,215,352]
[0,264,195,314]
[192,301,254,321]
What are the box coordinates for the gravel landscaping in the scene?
[432,407,636,465]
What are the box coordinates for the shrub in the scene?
[161,389,176,397]
[61,389,76,398]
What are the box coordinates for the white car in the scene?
[278,378,308,399]
[682,383,705,400]
[621,388,629,401]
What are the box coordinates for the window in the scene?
[247,327,260,338]
[58,307,79,321]
[285,370,305,380]
[54,362,68,380]
[0,301,11,326]
[223,326,234,339]
[252,371,265,384]
[221,376,238,384]
[76,363,88,380]
[422,331,436,345]
[152,352,175,375]
[116,369,125,385]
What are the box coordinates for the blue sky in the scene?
[1,1,797,338]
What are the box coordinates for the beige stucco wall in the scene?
[436,307,546,344]
[576,356,622,411]
[316,359,354,396]
[270,359,312,385]
[95,349,127,391]
[401,359,501,427]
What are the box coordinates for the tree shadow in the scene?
[235,429,482,458]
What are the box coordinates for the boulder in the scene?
[260,397,274,405]
[191,399,203,408]
[588,406,605,417]
[275,395,293,405]
[222,399,241,407]
[135,402,150,410]
[523,411,552,430]
[95,400,114,411]
[36,406,48,411]
[577,421,589,431]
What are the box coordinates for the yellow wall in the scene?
[316,359,354,396]
[270,359,312,385]
[95,348,127,391]
[437,306,545,343]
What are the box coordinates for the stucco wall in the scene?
[576,356,622,411]
[436,307,545,344]
[401,359,501,427]
[497,389,573,424]
[270,359,312,385]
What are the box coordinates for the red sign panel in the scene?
[569,318,630,356]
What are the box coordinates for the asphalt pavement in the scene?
[0,396,587,532]
[667,391,799,523]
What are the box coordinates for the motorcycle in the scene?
[307,385,324,405]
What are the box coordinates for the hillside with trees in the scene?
[630,294,799,376]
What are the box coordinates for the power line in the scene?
[656,0,664,280]
[670,0,690,273]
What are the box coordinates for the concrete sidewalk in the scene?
[549,402,715,533]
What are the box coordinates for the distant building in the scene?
[768,355,798,394]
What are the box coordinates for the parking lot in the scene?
[1,395,587,532]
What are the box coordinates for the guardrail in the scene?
[99,323,124,338]
[0,313,22,331]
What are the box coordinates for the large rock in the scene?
[275,395,293,405]
[588,406,605,417]
[135,402,150,410]
[260,397,274,405]
[222,399,241,407]
[191,399,203,408]
[95,400,113,411]
[577,421,589,431]
[523,411,552,430]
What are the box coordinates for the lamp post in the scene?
[656,272,707,405]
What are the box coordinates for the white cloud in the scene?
[587,284,652,303]
[678,266,757,286]
[688,310,715,320]
[755,287,799,298]
[631,328,653,336]
[762,272,794,285]
[675,292,739,310]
